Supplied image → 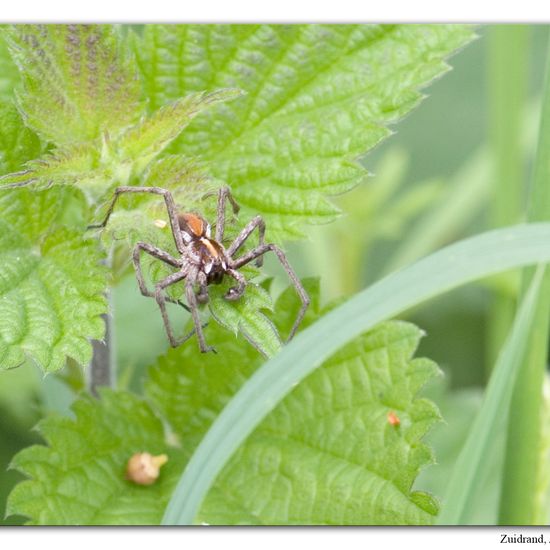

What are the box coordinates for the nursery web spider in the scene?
[90,186,310,353]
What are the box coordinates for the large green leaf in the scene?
[7,280,441,524]
[0,90,238,198]
[0,24,475,359]
[0,187,107,372]
[5,24,142,146]
[149,281,440,525]
[116,89,242,177]
[134,24,475,241]
[7,389,183,525]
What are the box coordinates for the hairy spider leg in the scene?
[88,186,186,254]
[196,270,209,304]
[227,215,266,267]
[132,241,190,312]
[185,267,217,354]
[232,243,310,341]
[224,267,247,300]
[214,186,240,243]
[154,270,198,347]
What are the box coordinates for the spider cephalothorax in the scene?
[90,185,309,353]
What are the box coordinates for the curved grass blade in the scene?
[436,265,545,525]
[162,223,550,525]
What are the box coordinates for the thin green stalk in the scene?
[161,223,550,525]
[437,266,544,525]
[499,30,550,525]
[487,25,529,370]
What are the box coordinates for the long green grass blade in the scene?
[499,31,550,525]
[486,25,529,370]
[162,223,550,525]
[437,265,545,525]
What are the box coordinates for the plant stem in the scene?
[88,292,115,397]
[486,25,529,371]
[498,30,550,525]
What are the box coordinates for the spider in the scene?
[89,185,310,353]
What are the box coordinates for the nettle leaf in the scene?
[5,24,142,146]
[0,89,240,204]
[134,24,475,241]
[7,280,440,525]
[7,389,184,525]
[0,101,42,173]
[0,27,19,102]
[207,266,280,358]
[0,187,107,372]
[0,143,106,193]
[149,280,441,525]
[116,89,242,176]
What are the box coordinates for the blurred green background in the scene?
[1,24,548,525]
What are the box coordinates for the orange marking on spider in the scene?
[179,212,205,237]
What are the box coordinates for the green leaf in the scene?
[0,101,42,174]
[0,187,107,372]
[7,389,182,525]
[0,143,105,192]
[8,280,440,525]
[4,24,142,146]
[134,24,475,241]
[207,266,281,358]
[0,87,240,202]
[0,27,19,102]
[116,89,242,176]
[149,280,440,525]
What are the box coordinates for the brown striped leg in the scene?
[224,268,247,301]
[196,271,209,304]
[185,270,216,354]
[232,244,310,340]
[132,242,189,312]
[88,186,186,253]
[215,186,240,242]
[154,270,193,347]
[227,215,266,267]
